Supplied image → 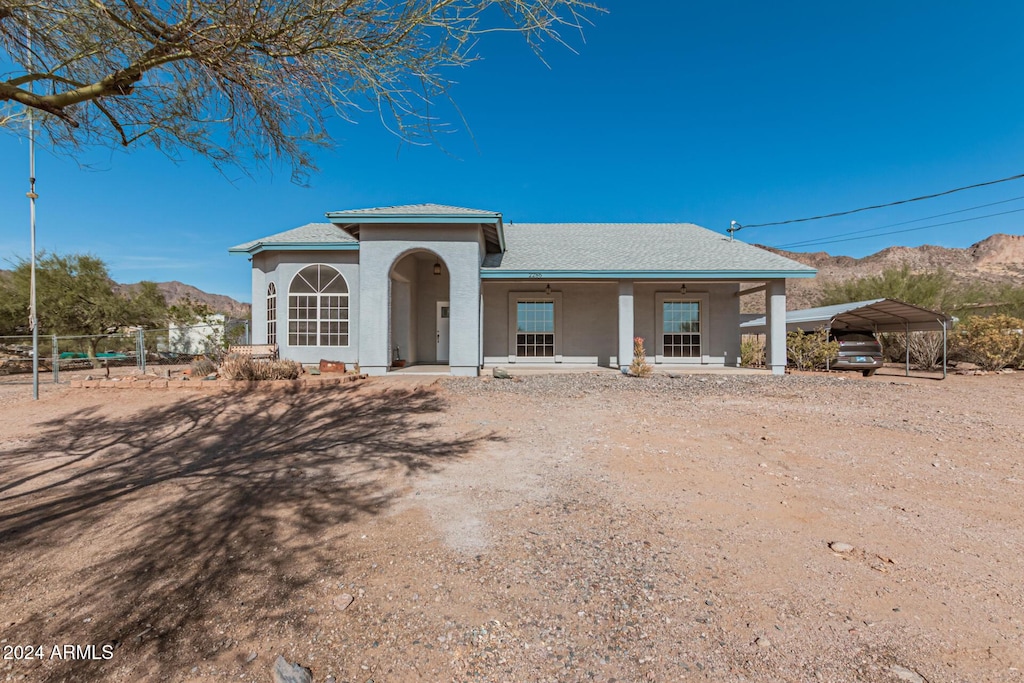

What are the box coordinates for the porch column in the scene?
[765,279,787,375]
[618,281,634,373]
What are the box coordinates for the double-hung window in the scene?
[516,301,555,357]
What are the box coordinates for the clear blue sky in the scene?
[3,2,1024,303]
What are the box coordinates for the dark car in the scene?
[829,329,884,376]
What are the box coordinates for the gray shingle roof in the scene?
[230,219,816,276]
[481,223,816,274]
[229,223,356,252]
[329,203,500,217]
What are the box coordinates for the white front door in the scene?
[436,301,450,363]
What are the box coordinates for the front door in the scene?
[436,301,450,363]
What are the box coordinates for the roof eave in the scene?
[479,269,818,279]
[228,242,360,255]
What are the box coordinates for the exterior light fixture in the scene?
[680,283,687,295]
[433,261,441,276]
[545,283,551,295]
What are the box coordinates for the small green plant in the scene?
[219,355,302,380]
[190,357,217,377]
[740,335,765,368]
[629,336,652,377]
[952,314,1024,371]
[786,327,839,371]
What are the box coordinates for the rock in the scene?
[829,542,854,553]
[493,367,512,379]
[245,652,258,664]
[325,677,337,683]
[755,636,771,648]
[889,664,925,682]
[272,656,312,683]
[85,374,94,381]
[333,593,354,611]
[203,373,218,381]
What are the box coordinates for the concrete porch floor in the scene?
[386,364,769,376]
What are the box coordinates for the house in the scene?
[229,204,816,376]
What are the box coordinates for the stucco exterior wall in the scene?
[414,260,451,364]
[251,250,360,365]
[483,280,741,367]
[358,224,483,376]
[633,282,741,366]
[482,282,619,364]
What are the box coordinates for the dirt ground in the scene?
[0,368,1021,682]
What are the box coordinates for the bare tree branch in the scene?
[0,0,604,180]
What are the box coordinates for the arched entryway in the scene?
[389,250,450,368]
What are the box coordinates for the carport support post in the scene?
[765,280,787,375]
[52,334,59,384]
[905,322,910,377]
[941,319,947,380]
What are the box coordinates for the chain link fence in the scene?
[0,319,249,385]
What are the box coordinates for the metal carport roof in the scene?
[740,298,953,334]
[740,298,954,378]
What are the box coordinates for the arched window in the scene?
[266,282,277,345]
[288,264,349,346]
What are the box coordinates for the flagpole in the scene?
[27,29,39,400]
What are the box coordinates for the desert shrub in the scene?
[819,265,957,311]
[190,357,217,377]
[907,331,946,370]
[740,335,765,368]
[952,314,1024,371]
[786,327,839,371]
[629,336,652,377]
[219,355,302,380]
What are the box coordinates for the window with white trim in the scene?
[662,301,701,357]
[266,282,277,345]
[288,264,349,346]
[516,301,554,357]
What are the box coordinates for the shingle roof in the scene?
[329,203,500,217]
[481,223,816,274]
[229,223,356,253]
[229,218,817,276]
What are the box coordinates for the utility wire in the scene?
[733,170,1024,231]
[773,194,1024,249]
[769,206,1024,250]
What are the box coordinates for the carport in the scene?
[740,298,955,378]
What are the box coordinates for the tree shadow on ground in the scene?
[0,383,500,681]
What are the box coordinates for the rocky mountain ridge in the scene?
[114,280,251,319]
[756,233,1024,310]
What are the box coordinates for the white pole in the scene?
[26,29,39,401]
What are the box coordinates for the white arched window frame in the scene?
[288,264,349,347]
[266,282,277,345]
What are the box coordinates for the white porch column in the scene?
[765,279,787,376]
[618,281,634,373]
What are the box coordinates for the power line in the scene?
[731,170,1024,233]
[768,206,1024,250]
[772,194,1024,249]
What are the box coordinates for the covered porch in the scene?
[480,278,790,375]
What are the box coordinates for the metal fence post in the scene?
[137,328,146,374]
[52,334,59,383]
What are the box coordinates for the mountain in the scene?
[755,233,1024,310]
[115,281,251,319]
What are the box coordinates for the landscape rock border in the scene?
[69,374,368,391]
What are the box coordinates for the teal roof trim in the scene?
[480,269,817,280]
